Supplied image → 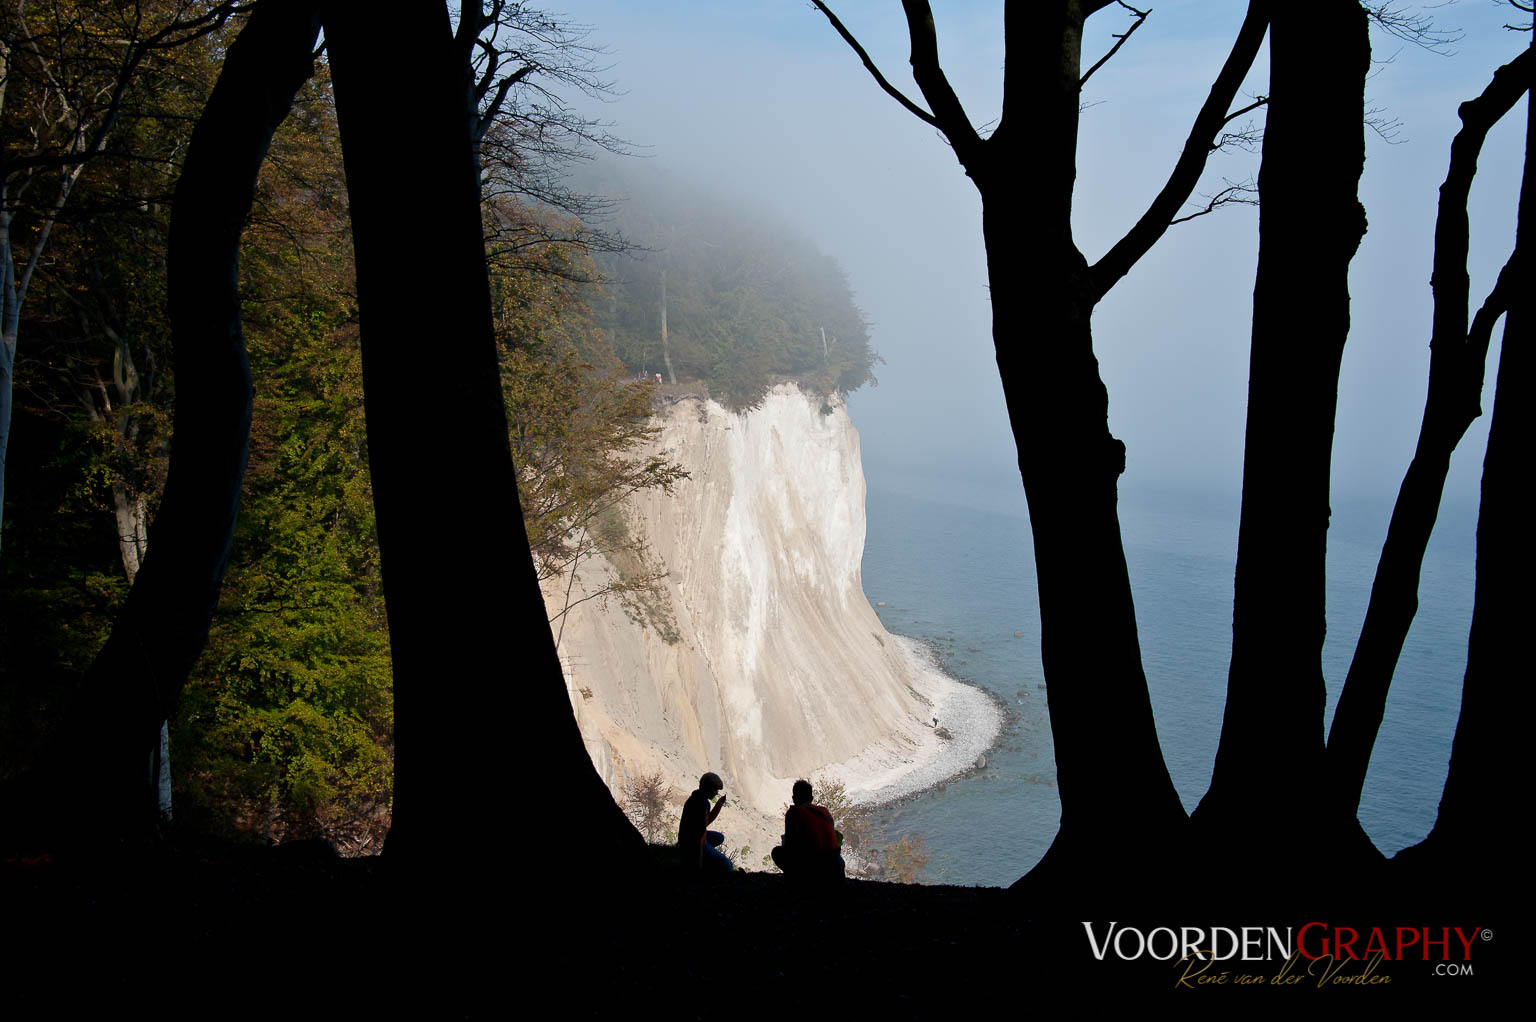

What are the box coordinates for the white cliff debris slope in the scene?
[547,383,999,862]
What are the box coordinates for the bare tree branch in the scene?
[454,0,486,66]
[1366,104,1407,143]
[1210,97,1268,154]
[809,1,939,129]
[1212,122,1264,153]
[1080,2,1152,88]
[1088,0,1269,300]
[1222,94,1268,125]
[899,0,984,163]
[475,64,532,143]
[1364,2,1463,52]
[1466,248,1522,372]
[1167,178,1259,226]
[1429,46,1531,364]
[1505,0,1534,34]
[453,3,628,261]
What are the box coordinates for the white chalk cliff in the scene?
[547,383,995,861]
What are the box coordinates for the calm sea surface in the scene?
[858,480,1478,887]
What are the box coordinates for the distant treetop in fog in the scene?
[583,165,880,411]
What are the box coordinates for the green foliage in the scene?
[164,73,387,842]
[503,341,678,571]
[0,409,129,779]
[175,295,392,845]
[171,82,393,845]
[495,224,689,637]
[1,51,689,847]
[0,0,217,779]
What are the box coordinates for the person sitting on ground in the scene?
[770,779,845,880]
[677,771,734,873]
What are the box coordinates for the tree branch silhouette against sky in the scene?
[566,0,1524,512]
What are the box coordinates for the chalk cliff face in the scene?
[548,383,941,857]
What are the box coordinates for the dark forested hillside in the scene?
[1,9,687,851]
[3,5,865,852]
[583,166,879,410]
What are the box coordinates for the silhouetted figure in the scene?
[678,772,733,873]
[771,779,845,881]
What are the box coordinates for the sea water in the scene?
[859,478,1478,887]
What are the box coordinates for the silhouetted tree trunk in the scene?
[1,0,323,852]
[820,0,1527,907]
[1399,36,1530,891]
[1193,3,1372,871]
[982,169,1189,879]
[1327,47,1531,816]
[324,3,643,872]
[0,1,240,562]
[816,0,1268,893]
[660,268,676,384]
[79,318,170,820]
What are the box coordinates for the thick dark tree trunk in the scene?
[993,258,1188,889]
[1327,48,1531,816]
[1399,44,1530,893]
[323,3,643,875]
[1194,3,1372,874]
[990,13,1187,899]
[0,0,324,853]
[811,3,1268,896]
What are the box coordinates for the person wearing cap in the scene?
[677,771,733,872]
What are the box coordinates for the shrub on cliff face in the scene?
[597,507,682,645]
[804,779,875,875]
[803,778,934,882]
[623,769,674,842]
[878,834,931,884]
[809,779,870,858]
[501,336,688,635]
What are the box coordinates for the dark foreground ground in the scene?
[3,839,1513,1012]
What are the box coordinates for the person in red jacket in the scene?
[771,779,845,880]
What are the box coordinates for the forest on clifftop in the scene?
[583,165,881,410]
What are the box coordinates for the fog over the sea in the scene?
[568,1,1525,519]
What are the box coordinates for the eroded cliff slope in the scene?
[547,384,981,859]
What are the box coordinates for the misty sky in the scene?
[564,1,1527,517]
